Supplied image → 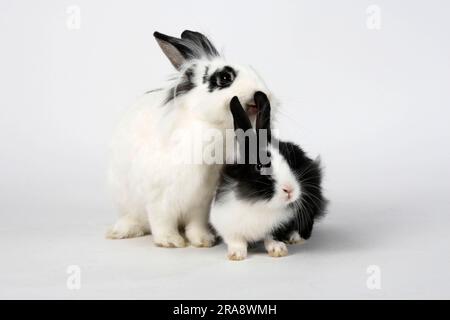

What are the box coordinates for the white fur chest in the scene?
[211,192,294,242]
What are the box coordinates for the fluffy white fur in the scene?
[107,57,272,248]
[210,146,302,260]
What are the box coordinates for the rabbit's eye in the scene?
[221,73,231,82]
[208,66,237,91]
[255,162,272,174]
[217,71,233,86]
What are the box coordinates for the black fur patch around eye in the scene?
[165,66,196,103]
[208,66,237,92]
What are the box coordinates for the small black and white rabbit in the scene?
[210,92,327,260]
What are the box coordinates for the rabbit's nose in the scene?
[282,185,294,199]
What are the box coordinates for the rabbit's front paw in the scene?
[287,231,306,245]
[106,215,147,239]
[153,232,186,248]
[265,239,288,257]
[226,240,247,261]
[186,228,216,248]
[227,247,247,261]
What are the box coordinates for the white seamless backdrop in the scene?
[0,0,449,299]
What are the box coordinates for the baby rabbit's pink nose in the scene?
[282,185,294,199]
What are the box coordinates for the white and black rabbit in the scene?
[107,30,275,248]
[210,92,327,260]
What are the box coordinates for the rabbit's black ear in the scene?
[154,31,194,70]
[230,97,252,132]
[254,91,271,132]
[181,30,219,58]
[230,97,257,165]
[254,92,271,165]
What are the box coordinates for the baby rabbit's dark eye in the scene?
[255,164,263,171]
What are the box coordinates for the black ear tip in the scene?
[230,96,244,113]
[254,91,268,102]
[230,96,242,111]
[254,91,271,111]
[231,96,240,103]
[181,30,194,38]
[153,31,172,42]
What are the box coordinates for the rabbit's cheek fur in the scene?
[268,147,302,208]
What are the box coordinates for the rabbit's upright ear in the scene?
[230,96,257,165]
[230,97,252,132]
[154,30,219,70]
[181,30,219,57]
[154,31,194,70]
[254,91,271,142]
